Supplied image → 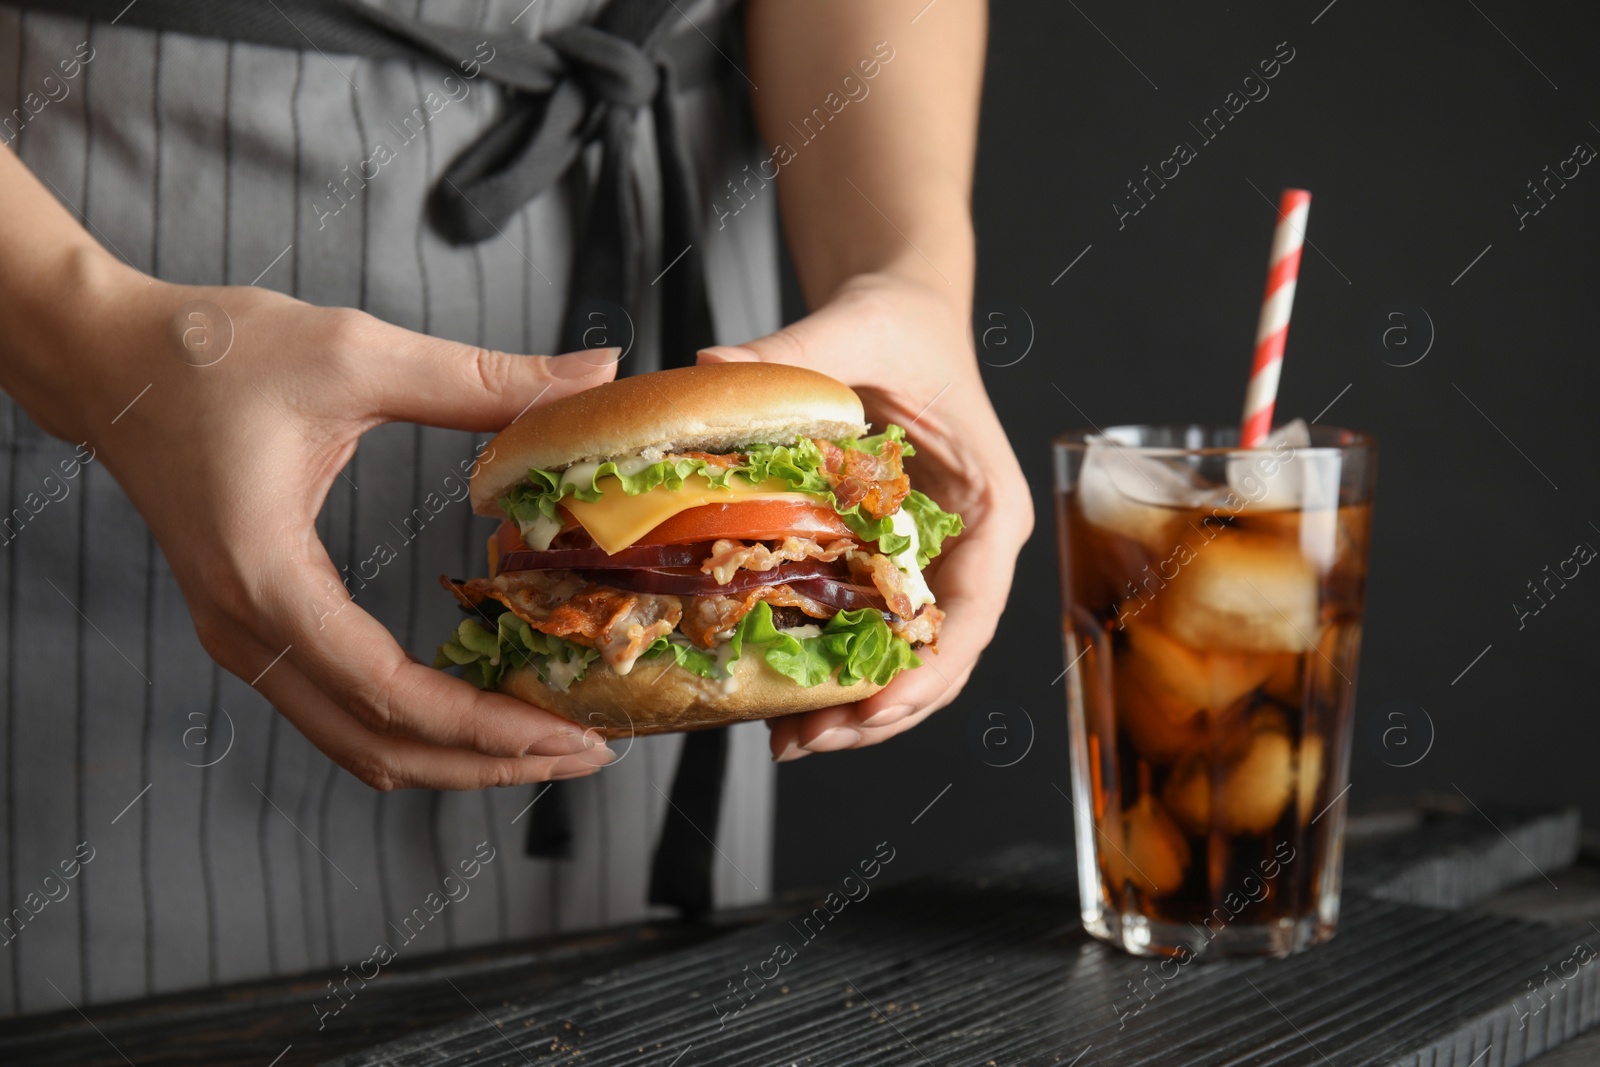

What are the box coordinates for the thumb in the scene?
[696,345,761,364]
[696,301,896,380]
[368,331,621,431]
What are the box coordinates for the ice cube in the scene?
[1078,437,1212,555]
[1069,512,1155,611]
[1226,419,1309,508]
[1115,654,1207,765]
[1296,734,1325,826]
[1308,623,1360,705]
[1161,531,1319,653]
[1220,729,1294,834]
[1160,755,1210,834]
[1161,719,1294,835]
[1121,615,1277,715]
[1103,794,1190,897]
[1261,652,1303,707]
[1226,419,1343,569]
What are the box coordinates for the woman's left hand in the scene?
[698,271,1034,760]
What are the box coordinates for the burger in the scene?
[433,362,963,736]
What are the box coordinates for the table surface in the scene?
[2,799,1596,1067]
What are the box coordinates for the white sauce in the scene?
[542,654,586,692]
[601,626,644,677]
[559,453,661,493]
[612,454,656,476]
[780,624,824,639]
[560,459,604,491]
[713,638,739,694]
[517,512,564,552]
[888,509,937,611]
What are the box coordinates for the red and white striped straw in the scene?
[1240,188,1312,448]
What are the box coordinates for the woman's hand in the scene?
[7,246,620,790]
[698,272,1033,760]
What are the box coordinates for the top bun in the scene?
[471,362,867,516]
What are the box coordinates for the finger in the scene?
[769,700,863,762]
[360,319,622,430]
[250,545,610,759]
[697,295,939,388]
[853,664,975,743]
[697,303,867,374]
[696,346,761,364]
[254,649,615,791]
[772,658,975,760]
[699,319,966,433]
[767,714,807,762]
[777,507,1021,755]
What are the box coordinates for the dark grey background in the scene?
[773,0,1600,891]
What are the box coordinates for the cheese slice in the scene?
[561,474,822,554]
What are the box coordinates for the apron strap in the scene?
[524,726,729,920]
[646,726,728,917]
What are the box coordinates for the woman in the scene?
[0,0,1030,1015]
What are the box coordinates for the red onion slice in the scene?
[496,542,718,573]
[575,559,845,596]
[785,577,890,614]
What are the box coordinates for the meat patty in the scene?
[766,606,815,631]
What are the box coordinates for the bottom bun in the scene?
[500,654,887,736]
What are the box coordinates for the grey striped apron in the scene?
[0,0,780,1016]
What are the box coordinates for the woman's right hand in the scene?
[3,228,620,790]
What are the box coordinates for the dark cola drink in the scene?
[1054,424,1375,958]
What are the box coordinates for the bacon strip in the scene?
[700,535,924,629]
[444,573,682,675]
[890,604,943,647]
[846,551,916,620]
[679,584,840,647]
[450,569,943,657]
[700,536,856,585]
[814,438,909,519]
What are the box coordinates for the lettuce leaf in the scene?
[738,437,833,495]
[842,423,916,458]
[436,601,922,694]
[497,424,931,541]
[901,489,964,568]
[727,601,921,688]
[498,446,824,528]
[640,635,721,678]
[434,614,598,691]
[501,457,732,529]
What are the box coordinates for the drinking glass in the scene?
[1054,424,1376,958]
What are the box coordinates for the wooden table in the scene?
[2,798,1595,1067]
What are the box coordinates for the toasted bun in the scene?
[471,363,867,516]
[499,654,885,736]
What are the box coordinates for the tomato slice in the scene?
[637,500,853,545]
[494,510,586,554]
[495,519,530,556]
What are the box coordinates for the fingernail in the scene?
[801,726,861,753]
[550,747,617,778]
[548,348,622,377]
[861,704,914,729]
[696,346,758,363]
[774,740,812,763]
[523,731,602,758]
